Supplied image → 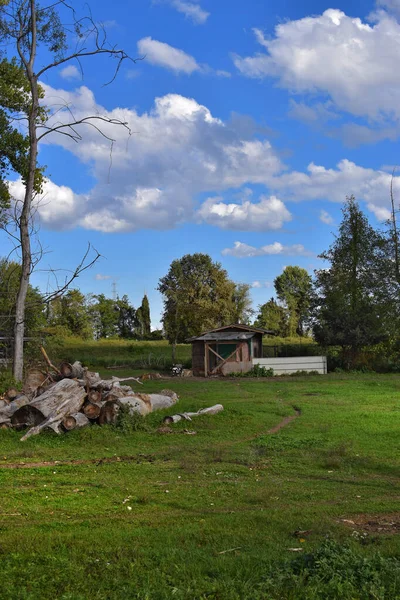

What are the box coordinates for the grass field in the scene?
[0,373,399,599]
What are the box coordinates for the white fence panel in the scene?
[253,356,327,375]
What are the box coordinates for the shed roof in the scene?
[187,323,275,343]
[189,331,256,342]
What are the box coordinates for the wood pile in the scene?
[0,348,178,441]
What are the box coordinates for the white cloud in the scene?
[137,37,229,77]
[270,159,400,220]
[197,195,292,231]
[137,37,200,74]
[234,9,400,121]
[222,241,313,258]
[165,0,209,24]
[251,280,272,288]
[29,85,283,232]
[60,65,80,80]
[95,274,112,281]
[376,0,400,17]
[319,210,334,225]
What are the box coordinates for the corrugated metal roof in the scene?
[189,332,256,342]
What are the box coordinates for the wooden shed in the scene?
[188,324,272,377]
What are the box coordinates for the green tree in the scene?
[254,298,287,335]
[158,253,235,359]
[136,294,151,339]
[48,289,93,339]
[231,283,253,324]
[90,294,119,339]
[274,266,313,336]
[0,258,45,340]
[313,197,396,367]
[115,295,138,339]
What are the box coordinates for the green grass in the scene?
[0,373,399,599]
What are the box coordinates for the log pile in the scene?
[0,351,178,441]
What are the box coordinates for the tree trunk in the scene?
[13,6,39,382]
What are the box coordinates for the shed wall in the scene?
[253,356,327,375]
[192,341,205,376]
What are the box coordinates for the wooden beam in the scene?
[204,343,208,377]
[210,345,240,375]
[207,345,225,363]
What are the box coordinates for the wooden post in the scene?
[204,342,208,377]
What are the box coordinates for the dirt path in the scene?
[0,454,157,470]
[267,408,301,434]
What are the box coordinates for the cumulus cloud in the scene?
[234,9,400,121]
[320,210,334,225]
[137,37,200,74]
[270,159,400,220]
[163,0,209,24]
[222,241,313,258]
[28,85,284,232]
[60,65,80,80]
[197,195,292,231]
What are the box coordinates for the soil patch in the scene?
[339,513,400,534]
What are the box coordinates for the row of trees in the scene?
[0,265,154,341]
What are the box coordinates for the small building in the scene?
[188,324,273,377]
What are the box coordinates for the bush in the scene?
[262,539,400,599]
[232,364,274,378]
[115,404,151,433]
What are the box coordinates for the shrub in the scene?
[232,364,274,378]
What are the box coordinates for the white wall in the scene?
[253,356,327,375]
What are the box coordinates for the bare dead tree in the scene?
[390,168,400,284]
[0,0,139,380]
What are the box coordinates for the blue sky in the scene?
[4,0,400,328]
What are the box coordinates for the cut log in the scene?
[0,399,10,409]
[15,379,87,441]
[163,404,224,424]
[98,401,120,426]
[23,369,48,396]
[148,393,178,411]
[119,395,152,416]
[83,401,103,420]
[88,389,102,404]
[60,361,85,379]
[160,389,179,402]
[62,412,90,431]
[0,395,31,424]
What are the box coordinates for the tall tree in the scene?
[89,294,119,339]
[254,298,287,335]
[313,197,396,367]
[231,283,253,324]
[274,266,312,336]
[158,253,235,360]
[115,295,138,339]
[137,294,151,339]
[0,1,135,380]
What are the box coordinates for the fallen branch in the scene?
[163,404,224,424]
